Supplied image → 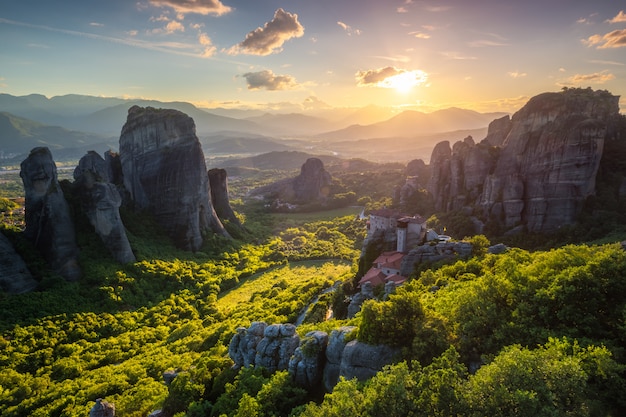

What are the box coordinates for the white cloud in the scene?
[558,70,615,86]
[337,21,362,36]
[148,0,231,17]
[198,33,216,57]
[583,29,626,48]
[226,9,304,56]
[607,10,626,24]
[508,71,527,78]
[356,66,428,89]
[240,69,299,90]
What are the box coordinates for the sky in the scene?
[1,0,625,114]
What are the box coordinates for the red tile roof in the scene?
[374,251,405,270]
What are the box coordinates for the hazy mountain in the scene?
[0,112,113,159]
[217,151,343,171]
[243,113,334,136]
[317,107,508,141]
[0,94,262,137]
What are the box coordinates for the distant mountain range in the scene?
[0,93,508,163]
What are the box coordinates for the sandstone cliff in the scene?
[20,147,81,281]
[119,106,228,251]
[426,88,621,233]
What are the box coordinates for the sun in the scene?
[382,71,424,93]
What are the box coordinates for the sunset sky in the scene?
[1,0,625,114]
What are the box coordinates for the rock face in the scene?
[427,89,621,233]
[74,151,135,264]
[119,106,227,251]
[254,323,300,372]
[292,158,332,202]
[339,340,399,383]
[289,330,328,389]
[208,168,242,227]
[250,157,333,205]
[400,241,473,276]
[322,326,356,391]
[229,321,267,368]
[0,232,38,293]
[20,147,81,281]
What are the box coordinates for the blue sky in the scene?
[1,0,625,113]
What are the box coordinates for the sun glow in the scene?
[381,70,427,93]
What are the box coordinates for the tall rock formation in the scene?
[0,232,38,293]
[20,147,81,281]
[427,88,621,233]
[119,106,228,251]
[73,151,135,264]
[208,168,242,227]
[249,157,333,206]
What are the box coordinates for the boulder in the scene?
[90,398,115,417]
[73,151,135,264]
[0,232,38,293]
[119,106,228,251]
[289,331,328,389]
[20,147,81,281]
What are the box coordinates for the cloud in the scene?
[583,29,626,48]
[226,9,304,56]
[608,10,626,23]
[397,7,408,13]
[148,0,232,17]
[508,71,527,78]
[90,22,104,27]
[558,71,615,86]
[241,70,299,90]
[337,21,362,36]
[356,66,428,89]
[409,31,431,39]
[198,33,216,57]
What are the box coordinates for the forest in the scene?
[1,159,626,417]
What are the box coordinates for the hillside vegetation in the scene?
[2,155,626,416]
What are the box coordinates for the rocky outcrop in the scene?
[208,168,242,227]
[255,323,300,372]
[427,89,621,233]
[20,147,81,281]
[482,115,511,146]
[0,232,38,293]
[339,340,399,383]
[90,398,115,417]
[228,322,398,392]
[119,106,228,251]
[73,151,135,264]
[289,330,328,389]
[229,321,267,368]
[322,326,356,391]
[250,158,333,206]
[347,282,375,318]
[400,241,473,276]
